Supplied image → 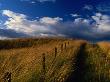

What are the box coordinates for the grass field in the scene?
[0,38,110,82]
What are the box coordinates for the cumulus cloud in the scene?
[2,10,62,37]
[92,13,110,32]
[39,17,62,25]
[2,10,110,41]
[3,10,36,34]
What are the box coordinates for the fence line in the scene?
[1,41,71,82]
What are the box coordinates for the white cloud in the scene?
[92,13,110,32]
[2,10,93,39]
[71,14,80,17]
[2,10,26,19]
[3,10,32,33]
[0,36,9,40]
[2,10,62,37]
[40,17,62,25]
[2,10,110,41]
[74,18,90,24]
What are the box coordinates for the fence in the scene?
[2,41,70,82]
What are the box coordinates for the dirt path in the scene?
[66,43,87,82]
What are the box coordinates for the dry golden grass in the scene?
[98,42,110,52]
[0,38,86,82]
[0,38,110,82]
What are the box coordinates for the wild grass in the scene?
[0,38,82,82]
[0,38,110,82]
[83,44,110,82]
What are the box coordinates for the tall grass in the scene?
[0,38,78,82]
[83,44,110,82]
[0,38,110,82]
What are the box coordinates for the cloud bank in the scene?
[2,10,62,37]
[1,10,110,41]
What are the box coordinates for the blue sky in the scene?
[0,0,110,41]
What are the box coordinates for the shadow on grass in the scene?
[66,43,87,82]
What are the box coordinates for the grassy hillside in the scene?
[0,38,110,82]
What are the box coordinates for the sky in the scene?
[0,0,110,41]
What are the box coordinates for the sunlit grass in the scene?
[0,38,110,82]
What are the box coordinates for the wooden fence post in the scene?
[55,47,57,58]
[68,42,69,45]
[3,72,11,82]
[42,53,46,82]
